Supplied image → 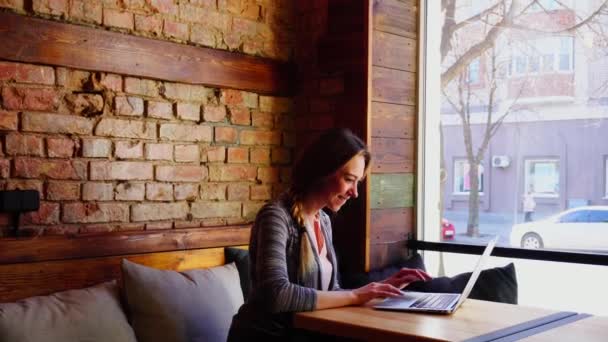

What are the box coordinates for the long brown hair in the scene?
[288,128,371,282]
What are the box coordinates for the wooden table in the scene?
[294,299,599,341]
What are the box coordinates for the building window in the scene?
[467,58,480,83]
[605,158,608,198]
[510,36,573,76]
[453,160,484,194]
[524,159,560,197]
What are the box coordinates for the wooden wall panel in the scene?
[371,137,415,173]
[371,102,416,138]
[369,240,409,270]
[370,208,413,243]
[0,12,292,95]
[370,173,414,209]
[373,0,418,38]
[372,31,416,72]
[372,66,416,105]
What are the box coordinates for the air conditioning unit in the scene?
[491,155,510,168]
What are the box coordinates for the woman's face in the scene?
[323,154,366,212]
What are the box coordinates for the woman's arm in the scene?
[315,281,406,310]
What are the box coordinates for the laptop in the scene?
[373,236,498,314]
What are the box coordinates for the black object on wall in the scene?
[0,190,40,236]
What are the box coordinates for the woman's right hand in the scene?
[350,282,403,305]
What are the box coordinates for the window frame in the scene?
[524,158,560,198]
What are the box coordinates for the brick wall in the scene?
[0,1,295,236]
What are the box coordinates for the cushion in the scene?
[407,262,518,304]
[0,281,137,342]
[224,247,251,301]
[121,259,244,342]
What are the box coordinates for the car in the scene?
[510,206,608,251]
[441,218,455,240]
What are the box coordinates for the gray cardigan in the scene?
[228,195,342,338]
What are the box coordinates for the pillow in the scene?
[224,247,251,301]
[407,263,518,304]
[0,281,137,342]
[340,253,427,289]
[121,260,244,342]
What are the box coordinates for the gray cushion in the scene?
[122,260,244,342]
[0,281,137,342]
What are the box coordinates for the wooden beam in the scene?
[0,12,293,95]
[0,225,250,265]
[370,173,415,209]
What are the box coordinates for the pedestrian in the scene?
[523,188,536,222]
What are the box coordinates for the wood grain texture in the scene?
[371,102,416,138]
[0,12,292,95]
[372,66,416,105]
[0,247,246,303]
[370,207,413,244]
[373,0,418,38]
[369,240,410,270]
[372,30,416,72]
[371,137,415,173]
[0,225,250,265]
[370,173,415,209]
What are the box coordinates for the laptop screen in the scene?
[452,236,498,310]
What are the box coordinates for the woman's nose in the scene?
[349,183,358,198]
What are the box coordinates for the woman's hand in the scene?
[381,268,432,289]
[350,282,404,305]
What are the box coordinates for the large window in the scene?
[420,0,608,316]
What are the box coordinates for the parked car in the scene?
[510,206,608,251]
[441,218,455,240]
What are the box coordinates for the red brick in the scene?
[6,133,44,156]
[2,87,60,111]
[6,180,43,195]
[176,102,201,121]
[115,223,145,231]
[104,9,134,29]
[131,202,189,221]
[115,96,144,116]
[0,0,24,11]
[271,147,291,164]
[221,90,244,106]
[219,0,259,19]
[125,77,159,97]
[206,146,225,162]
[69,0,102,24]
[174,220,203,229]
[215,126,237,143]
[146,182,174,201]
[0,61,55,85]
[22,202,60,225]
[209,164,257,181]
[46,181,80,200]
[163,20,189,40]
[23,112,93,136]
[162,83,210,102]
[200,183,226,200]
[175,144,199,162]
[145,143,173,160]
[0,111,18,130]
[82,138,111,158]
[228,107,251,125]
[156,165,206,182]
[180,4,227,26]
[257,166,280,183]
[63,202,129,223]
[82,182,114,201]
[115,182,145,201]
[150,0,178,15]
[135,14,163,36]
[175,183,199,201]
[252,111,274,128]
[204,105,227,122]
[146,221,173,230]
[240,130,281,145]
[0,159,9,178]
[191,201,240,219]
[147,100,173,120]
[227,183,249,200]
[100,73,122,92]
[14,157,87,180]
[90,161,154,180]
[243,201,264,220]
[96,118,156,139]
[43,225,79,235]
[190,0,216,8]
[33,0,68,16]
[227,147,248,163]
[47,137,75,158]
[56,68,90,89]
[159,123,212,142]
[260,95,292,113]
[251,184,272,200]
[115,141,143,159]
[200,218,226,226]
[64,93,103,116]
[78,224,115,234]
[250,148,270,164]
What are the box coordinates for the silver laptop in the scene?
[373,236,498,314]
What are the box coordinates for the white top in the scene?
[305,216,334,291]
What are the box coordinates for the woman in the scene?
[227,128,431,341]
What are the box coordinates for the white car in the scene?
[510,206,608,251]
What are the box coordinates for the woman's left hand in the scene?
[381,268,432,289]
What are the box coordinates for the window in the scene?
[605,158,608,198]
[589,210,608,223]
[510,37,574,76]
[453,160,484,194]
[559,210,589,223]
[559,37,573,71]
[467,58,480,83]
[525,159,560,197]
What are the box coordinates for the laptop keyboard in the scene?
[411,293,460,309]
